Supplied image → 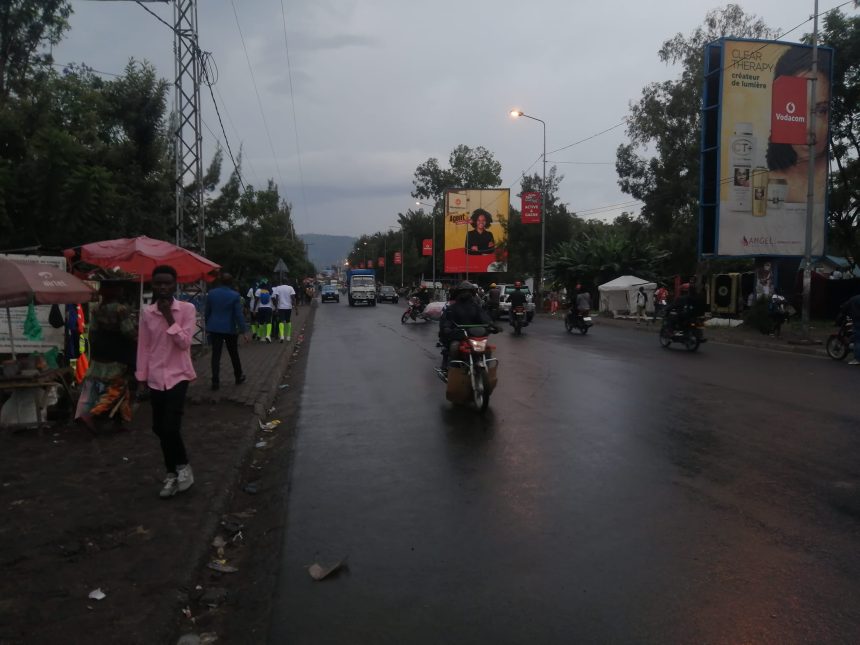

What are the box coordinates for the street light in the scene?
[510,109,546,305]
[417,201,436,288]
[385,225,404,288]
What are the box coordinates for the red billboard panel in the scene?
[521,191,541,224]
[378,257,385,267]
[770,76,808,145]
[422,239,432,256]
[367,260,374,268]
[393,252,402,265]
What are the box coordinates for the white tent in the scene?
[598,275,657,315]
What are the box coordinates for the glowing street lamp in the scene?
[510,109,547,302]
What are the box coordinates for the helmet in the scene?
[679,283,691,293]
[456,280,477,291]
[489,283,496,289]
[514,281,522,288]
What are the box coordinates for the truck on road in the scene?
[346,269,377,306]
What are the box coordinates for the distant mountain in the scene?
[300,234,357,272]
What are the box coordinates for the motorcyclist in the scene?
[575,287,591,318]
[665,283,703,332]
[486,282,501,320]
[438,281,496,376]
[410,285,431,311]
[507,281,528,326]
[839,293,860,365]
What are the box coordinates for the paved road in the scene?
[269,300,860,644]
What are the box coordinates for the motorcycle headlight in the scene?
[469,338,487,352]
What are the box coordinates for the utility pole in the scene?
[801,0,819,336]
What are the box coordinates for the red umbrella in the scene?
[64,236,220,283]
[0,258,96,358]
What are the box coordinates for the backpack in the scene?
[258,289,272,306]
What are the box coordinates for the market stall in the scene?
[0,258,96,427]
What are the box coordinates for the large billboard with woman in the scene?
[701,39,833,257]
[444,189,509,273]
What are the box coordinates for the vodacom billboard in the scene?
[705,38,833,257]
[443,189,509,273]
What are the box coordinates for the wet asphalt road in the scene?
[269,300,860,645]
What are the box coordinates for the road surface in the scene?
[269,300,860,644]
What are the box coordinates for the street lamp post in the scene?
[386,225,403,287]
[510,109,546,306]
[417,201,435,288]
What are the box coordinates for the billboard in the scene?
[393,252,402,265]
[444,189,509,273]
[521,191,541,224]
[702,39,833,257]
[422,239,432,256]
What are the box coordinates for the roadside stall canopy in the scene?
[64,236,219,283]
[0,258,96,357]
[598,275,657,314]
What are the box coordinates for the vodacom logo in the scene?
[785,101,796,114]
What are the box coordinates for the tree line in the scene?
[0,0,313,283]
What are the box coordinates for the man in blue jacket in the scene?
[205,273,248,390]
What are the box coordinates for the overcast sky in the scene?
[54,0,854,237]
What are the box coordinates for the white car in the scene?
[498,284,536,321]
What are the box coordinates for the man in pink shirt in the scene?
[136,265,198,499]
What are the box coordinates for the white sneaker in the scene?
[849,359,860,366]
[177,465,195,492]
[286,336,291,342]
[159,474,178,498]
[265,336,272,343]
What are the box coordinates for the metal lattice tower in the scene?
[173,0,205,254]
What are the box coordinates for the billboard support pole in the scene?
[802,0,819,336]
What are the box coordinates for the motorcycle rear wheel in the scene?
[472,369,490,413]
[826,334,849,360]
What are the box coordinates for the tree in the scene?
[411,144,502,204]
[616,5,775,273]
[0,0,72,102]
[821,10,860,260]
[546,222,669,295]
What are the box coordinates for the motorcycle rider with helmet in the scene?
[437,281,497,377]
[507,281,528,327]
[665,283,703,333]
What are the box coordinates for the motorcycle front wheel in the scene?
[659,329,672,348]
[579,323,589,335]
[401,310,409,324]
[472,369,490,413]
[564,317,573,333]
[826,334,849,360]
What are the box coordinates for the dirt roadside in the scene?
[0,306,315,645]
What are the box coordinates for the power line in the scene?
[229,0,286,191]
[279,0,311,228]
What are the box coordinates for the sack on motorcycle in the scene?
[445,367,472,403]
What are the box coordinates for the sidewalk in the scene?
[0,307,314,645]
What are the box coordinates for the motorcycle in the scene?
[826,316,854,360]
[565,308,593,335]
[436,323,500,413]
[659,312,707,352]
[401,297,428,324]
[511,305,529,336]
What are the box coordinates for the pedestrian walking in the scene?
[205,272,248,391]
[272,279,298,343]
[839,293,860,365]
[245,281,259,339]
[635,286,649,324]
[549,290,559,316]
[135,265,197,499]
[255,279,274,342]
